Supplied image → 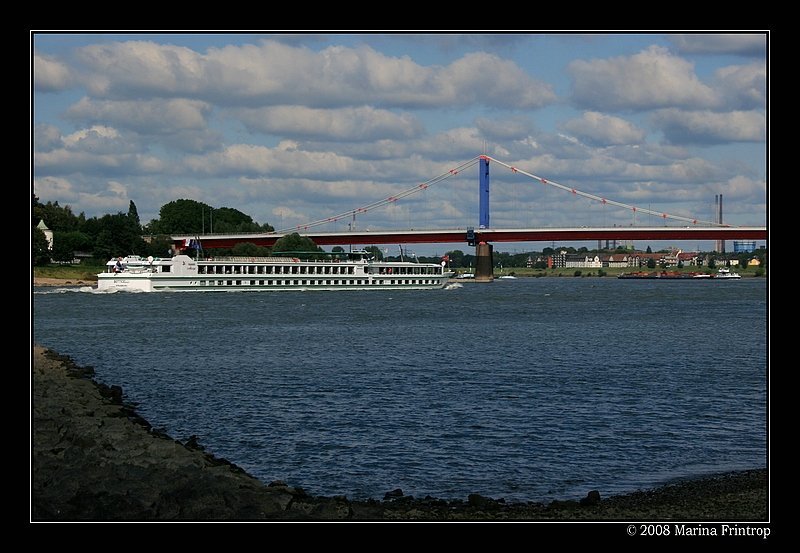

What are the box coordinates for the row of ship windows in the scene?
[200,265,357,275]
[198,265,440,275]
[201,279,439,286]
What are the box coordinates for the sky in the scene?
[32,32,768,254]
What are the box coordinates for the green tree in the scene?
[143,236,176,258]
[92,213,147,260]
[708,258,716,269]
[331,246,345,253]
[128,200,140,226]
[51,231,93,263]
[150,199,211,234]
[33,200,83,232]
[445,249,465,267]
[646,245,652,253]
[364,245,384,260]
[272,233,321,255]
[231,242,271,257]
[210,207,274,233]
[32,227,50,266]
[646,258,656,269]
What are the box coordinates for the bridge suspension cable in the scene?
[279,154,728,233]
[484,155,726,227]
[277,157,481,233]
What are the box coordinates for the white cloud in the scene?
[668,34,766,56]
[66,97,212,134]
[561,112,646,146]
[475,117,536,141]
[714,63,766,110]
[235,105,423,141]
[33,52,72,92]
[34,124,64,151]
[75,40,556,109]
[569,46,718,111]
[33,177,131,214]
[652,109,766,144]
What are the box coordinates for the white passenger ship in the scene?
[97,250,450,292]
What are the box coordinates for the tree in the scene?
[272,233,321,255]
[92,213,147,260]
[364,245,383,260]
[231,242,271,257]
[127,201,140,227]
[646,258,656,269]
[33,200,82,232]
[677,260,684,269]
[32,227,50,266]
[51,231,93,263]
[143,236,175,258]
[150,199,210,234]
[445,249,465,268]
[331,246,345,253]
[646,245,652,253]
[708,258,716,269]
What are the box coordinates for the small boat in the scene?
[713,267,742,279]
[497,275,517,279]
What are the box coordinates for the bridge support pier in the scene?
[475,242,494,282]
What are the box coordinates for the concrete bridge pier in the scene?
[475,242,494,282]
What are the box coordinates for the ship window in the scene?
[300,266,306,274]
[250,280,256,285]
[162,266,170,273]
[259,280,264,285]
[292,266,298,274]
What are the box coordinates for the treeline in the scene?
[32,197,275,266]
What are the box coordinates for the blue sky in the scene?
[32,33,767,252]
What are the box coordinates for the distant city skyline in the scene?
[33,32,768,254]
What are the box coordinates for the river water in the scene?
[32,277,768,502]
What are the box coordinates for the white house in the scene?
[36,220,53,251]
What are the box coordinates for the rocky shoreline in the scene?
[31,346,768,521]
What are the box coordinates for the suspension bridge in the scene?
[173,155,767,279]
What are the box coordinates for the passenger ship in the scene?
[97,250,450,292]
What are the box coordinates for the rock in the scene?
[384,488,404,500]
[184,435,204,451]
[548,499,579,511]
[269,480,289,488]
[468,493,498,509]
[580,490,602,506]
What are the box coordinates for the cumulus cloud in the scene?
[714,63,766,110]
[33,52,72,91]
[569,46,718,111]
[475,117,536,141]
[561,111,646,146]
[668,34,766,56]
[75,40,556,109]
[33,177,131,213]
[235,105,423,141]
[65,97,212,134]
[34,124,64,151]
[652,109,766,144]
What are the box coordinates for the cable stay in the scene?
[279,154,731,233]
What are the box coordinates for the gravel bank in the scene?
[31,346,768,521]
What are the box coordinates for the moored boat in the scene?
[713,267,742,279]
[97,250,450,292]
